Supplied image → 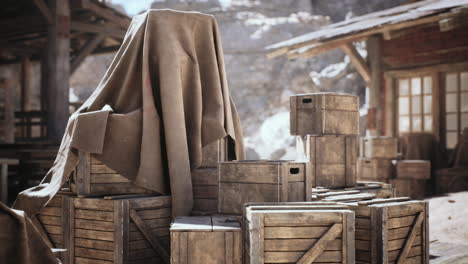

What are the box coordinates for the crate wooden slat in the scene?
[300,135,357,188]
[360,137,398,159]
[70,195,171,264]
[343,198,429,264]
[191,168,218,214]
[218,160,311,214]
[390,179,427,199]
[344,181,395,198]
[71,151,154,196]
[170,215,242,264]
[290,93,359,136]
[395,160,431,180]
[245,204,355,264]
[199,138,228,168]
[357,158,394,182]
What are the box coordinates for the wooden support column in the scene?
[45,0,70,141]
[367,35,383,136]
[21,57,31,112]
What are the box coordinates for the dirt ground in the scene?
[428,191,468,263]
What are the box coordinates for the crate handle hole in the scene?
[302,98,312,103]
[290,168,300,174]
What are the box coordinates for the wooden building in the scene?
[268,0,468,153]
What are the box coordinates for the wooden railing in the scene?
[15,111,47,142]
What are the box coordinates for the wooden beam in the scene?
[367,35,383,136]
[71,33,105,74]
[71,21,125,39]
[21,57,31,112]
[72,0,130,29]
[32,0,53,24]
[341,43,371,83]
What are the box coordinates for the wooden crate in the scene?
[357,158,394,182]
[360,137,398,159]
[71,151,154,196]
[69,195,172,264]
[395,160,431,180]
[170,215,242,264]
[312,190,377,203]
[343,198,429,264]
[300,135,357,188]
[191,168,218,214]
[218,160,311,214]
[390,179,426,199]
[434,167,468,194]
[199,138,228,168]
[290,93,359,136]
[245,204,355,264]
[345,181,395,198]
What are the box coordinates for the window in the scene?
[397,76,433,134]
[445,72,468,149]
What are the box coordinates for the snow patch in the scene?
[69,87,79,103]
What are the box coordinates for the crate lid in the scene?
[171,216,241,232]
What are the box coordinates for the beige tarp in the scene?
[13,9,244,217]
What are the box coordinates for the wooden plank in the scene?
[75,238,114,251]
[264,226,341,239]
[38,215,61,225]
[71,33,105,74]
[91,173,131,183]
[75,257,112,264]
[388,215,418,229]
[265,251,342,263]
[249,213,264,264]
[113,200,126,264]
[75,229,114,241]
[367,35,382,134]
[396,212,424,264]
[296,223,343,264]
[74,198,114,211]
[40,207,61,216]
[263,211,343,226]
[341,43,371,82]
[137,208,171,220]
[75,209,114,221]
[127,196,171,209]
[76,152,91,195]
[75,247,113,261]
[264,238,342,251]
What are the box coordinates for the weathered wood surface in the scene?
[357,158,395,182]
[245,205,355,264]
[360,137,398,159]
[218,161,311,214]
[191,168,218,214]
[300,135,357,188]
[390,179,427,199]
[171,216,242,264]
[290,93,359,136]
[395,160,431,180]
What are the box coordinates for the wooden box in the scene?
[357,158,394,182]
[360,137,398,159]
[245,204,355,264]
[434,167,468,194]
[395,160,431,180]
[344,198,429,264]
[290,93,359,136]
[218,160,311,214]
[199,138,228,168]
[390,179,426,199]
[300,135,357,188]
[69,195,172,264]
[345,181,395,198]
[170,215,242,264]
[71,151,154,196]
[191,168,218,214]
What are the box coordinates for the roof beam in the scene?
[341,43,371,83]
[32,0,53,24]
[71,21,126,39]
[71,33,106,74]
[72,0,130,29]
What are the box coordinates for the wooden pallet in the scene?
[218,160,311,214]
[170,215,242,264]
[244,203,355,263]
[344,198,429,264]
[290,92,359,136]
[360,137,398,159]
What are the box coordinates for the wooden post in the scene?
[367,35,382,136]
[45,0,70,141]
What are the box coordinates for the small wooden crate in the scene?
[71,151,154,196]
[170,215,242,264]
[357,158,394,182]
[191,168,218,214]
[344,198,429,264]
[69,195,172,264]
[360,137,398,159]
[290,93,359,136]
[245,204,355,264]
[390,179,426,199]
[300,135,357,188]
[218,160,311,214]
[395,160,431,180]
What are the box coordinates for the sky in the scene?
[111,0,232,16]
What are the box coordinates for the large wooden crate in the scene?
[390,179,427,199]
[245,204,355,264]
[357,158,394,182]
[290,93,359,136]
[218,160,311,214]
[71,151,154,196]
[191,168,218,214]
[170,215,242,264]
[344,198,429,264]
[70,195,172,264]
[360,137,398,159]
[300,135,357,188]
[395,160,431,180]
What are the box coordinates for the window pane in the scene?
[462,113,468,130]
[461,72,468,91]
[399,97,409,115]
[412,116,422,132]
[423,76,432,94]
[411,78,421,95]
[423,95,432,114]
[424,115,432,132]
[447,113,458,130]
[462,92,468,112]
[447,132,458,149]
[399,79,409,95]
[412,95,421,114]
[446,73,458,92]
[399,116,410,132]
[446,93,458,113]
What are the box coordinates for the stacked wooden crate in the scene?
[391,160,431,199]
[357,137,398,183]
